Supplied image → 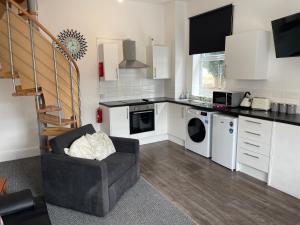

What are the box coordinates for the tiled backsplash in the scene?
[99,69,165,101]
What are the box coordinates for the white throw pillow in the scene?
[64,135,95,160]
[86,131,116,161]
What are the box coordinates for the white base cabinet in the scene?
[269,122,300,199]
[155,103,168,135]
[168,103,187,142]
[101,106,129,138]
[237,116,273,182]
[101,103,169,143]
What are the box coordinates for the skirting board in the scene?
[168,134,185,147]
[237,163,268,182]
[0,146,40,163]
[138,134,185,146]
[139,134,169,145]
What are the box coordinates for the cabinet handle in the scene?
[181,107,184,118]
[154,67,157,78]
[155,104,158,115]
[244,142,260,148]
[126,108,129,120]
[245,131,261,136]
[245,120,262,125]
[133,111,153,115]
[244,153,259,159]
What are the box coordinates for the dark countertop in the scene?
[99,97,300,126]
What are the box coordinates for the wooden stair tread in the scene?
[38,114,77,126]
[38,105,62,113]
[0,71,19,79]
[41,127,74,136]
[12,86,42,96]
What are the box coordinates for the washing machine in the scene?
[185,108,215,158]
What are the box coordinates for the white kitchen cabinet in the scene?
[155,103,168,135]
[101,106,129,138]
[237,116,273,181]
[98,43,120,81]
[269,122,300,199]
[148,45,170,79]
[168,103,186,141]
[225,31,270,80]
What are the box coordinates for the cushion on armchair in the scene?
[50,124,96,154]
[64,131,116,161]
[64,135,95,160]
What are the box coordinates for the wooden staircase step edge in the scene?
[38,105,62,113]
[41,127,74,136]
[38,114,77,126]
[0,71,19,79]
[12,86,42,96]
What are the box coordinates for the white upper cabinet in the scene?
[98,43,120,81]
[148,45,171,79]
[225,31,270,80]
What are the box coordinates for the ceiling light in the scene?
[118,0,124,3]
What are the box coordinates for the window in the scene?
[192,52,225,97]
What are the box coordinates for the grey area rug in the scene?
[0,157,195,225]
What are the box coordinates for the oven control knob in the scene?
[229,122,234,127]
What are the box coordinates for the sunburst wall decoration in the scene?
[57,29,88,61]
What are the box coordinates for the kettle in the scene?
[240,92,252,109]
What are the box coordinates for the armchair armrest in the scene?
[110,137,139,163]
[110,136,139,154]
[41,153,109,217]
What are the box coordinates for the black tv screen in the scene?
[189,5,233,55]
[272,12,300,58]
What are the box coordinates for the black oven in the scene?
[129,104,155,135]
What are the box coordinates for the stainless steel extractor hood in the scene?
[119,40,148,69]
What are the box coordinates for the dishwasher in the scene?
[212,114,238,171]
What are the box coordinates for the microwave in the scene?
[213,91,244,108]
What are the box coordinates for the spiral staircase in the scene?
[0,0,81,150]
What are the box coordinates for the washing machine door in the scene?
[187,118,206,143]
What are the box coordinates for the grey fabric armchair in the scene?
[41,124,140,217]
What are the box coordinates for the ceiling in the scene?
[129,0,187,4]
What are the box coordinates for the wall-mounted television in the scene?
[272,12,300,58]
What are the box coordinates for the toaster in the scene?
[251,98,271,111]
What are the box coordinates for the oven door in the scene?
[130,110,155,135]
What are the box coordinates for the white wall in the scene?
[164,0,188,98]
[38,0,167,128]
[0,80,39,162]
[186,0,300,105]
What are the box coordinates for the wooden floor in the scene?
[140,141,300,225]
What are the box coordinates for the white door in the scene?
[99,43,119,81]
[153,46,170,79]
[109,106,129,137]
[269,122,300,199]
[155,103,168,135]
[168,103,186,140]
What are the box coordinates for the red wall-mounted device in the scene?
[96,107,103,123]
